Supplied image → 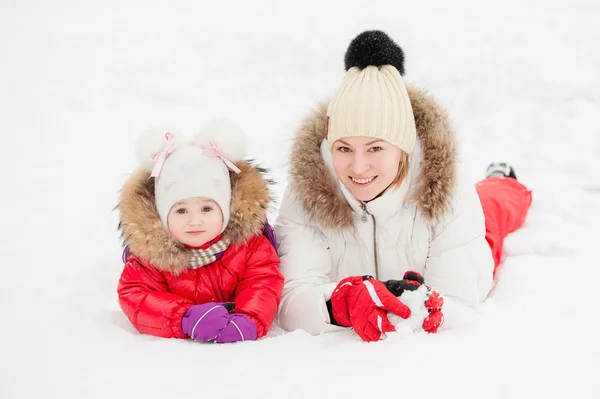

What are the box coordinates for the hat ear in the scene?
[194,118,247,162]
[135,127,180,171]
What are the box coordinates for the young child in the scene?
[117,119,284,343]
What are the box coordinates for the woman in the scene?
[274,30,532,342]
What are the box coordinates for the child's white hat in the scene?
[136,118,247,232]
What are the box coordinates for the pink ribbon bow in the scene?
[150,132,176,178]
[201,141,241,174]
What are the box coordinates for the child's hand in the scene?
[181,302,234,342]
[215,314,257,343]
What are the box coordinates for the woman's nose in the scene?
[350,154,369,175]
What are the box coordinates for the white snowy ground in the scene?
[1,0,599,398]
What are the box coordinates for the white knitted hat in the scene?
[136,118,247,232]
[326,31,417,154]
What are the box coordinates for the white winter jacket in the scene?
[275,87,494,335]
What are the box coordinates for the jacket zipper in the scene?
[360,202,379,280]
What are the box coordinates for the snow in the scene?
[1,0,599,398]
[388,285,432,332]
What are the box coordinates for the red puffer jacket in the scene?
[118,233,283,339]
[117,162,283,340]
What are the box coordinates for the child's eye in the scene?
[369,146,383,152]
[337,146,351,153]
[202,206,213,212]
[176,208,187,214]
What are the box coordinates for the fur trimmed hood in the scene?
[118,161,272,274]
[290,86,457,231]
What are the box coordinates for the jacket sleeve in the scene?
[233,234,284,338]
[424,170,495,310]
[274,185,342,335]
[117,258,193,338]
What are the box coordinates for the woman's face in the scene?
[332,136,403,202]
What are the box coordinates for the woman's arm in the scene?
[275,185,341,335]
[424,173,495,308]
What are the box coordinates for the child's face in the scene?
[167,197,224,247]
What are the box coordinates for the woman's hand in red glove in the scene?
[330,275,412,342]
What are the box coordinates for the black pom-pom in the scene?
[344,30,405,75]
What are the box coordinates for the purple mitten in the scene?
[215,314,258,344]
[181,302,233,342]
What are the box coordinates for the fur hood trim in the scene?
[118,161,272,273]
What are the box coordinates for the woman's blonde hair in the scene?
[389,151,410,189]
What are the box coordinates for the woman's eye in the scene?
[202,206,213,212]
[176,208,187,214]
[337,146,351,153]
[369,146,383,152]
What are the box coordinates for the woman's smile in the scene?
[350,175,378,186]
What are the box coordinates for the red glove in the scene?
[400,271,444,333]
[330,275,411,342]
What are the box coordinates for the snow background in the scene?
[1,0,599,397]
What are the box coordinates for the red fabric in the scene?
[424,291,444,311]
[422,310,443,333]
[117,234,283,339]
[423,291,444,333]
[331,276,411,342]
[476,177,532,276]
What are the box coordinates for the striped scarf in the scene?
[188,238,231,269]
